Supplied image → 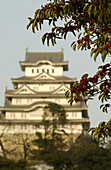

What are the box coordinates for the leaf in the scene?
[53,11,56,18]
[77,44,82,50]
[94,50,100,61]
[88,5,93,17]
[49,19,52,25]
[90,48,97,57]
[88,127,95,133]
[108,37,111,44]
[54,0,57,3]
[99,121,106,127]
[104,33,109,42]
[102,50,107,62]
[82,74,88,79]
[32,26,35,33]
[98,65,102,69]
[51,38,54,46]
[99,94,103,100]
[83,4,89,12]
[72,44,76,51]
[68,6,71,15]
[64,32,67,39]
[71,41,75,47]
[34,9,40,17]
[47,37,49,46]
[27,23,31,30]
[56,36,62,39]
[100,104,104,109]
[78,32,82,39]
[64,16,67,22]
[36,24,38,31]
[42,35,46,45]
[46,9,52,18]
[54,38,56,44]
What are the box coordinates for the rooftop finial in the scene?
[5,86,7,93]
[26,47,29,52]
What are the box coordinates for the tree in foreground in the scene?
[0,156,28,170]
[27,0,111,142]
[31,103,68,169]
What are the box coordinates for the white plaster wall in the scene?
[12,98,70,105]
[18,84,22,88]
[65,124,83,133]
[29,108,43,120]
[0,123,83,134]
[0,124,36,134]
[25,65,63,76]
[29,84,61,92]
[5,110,82,121]
[12,98,32,105]
[17,84,70,92]
[5,112,29,119]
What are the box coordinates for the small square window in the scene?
[37,69,39,73]
[52,69,54,73]
[42,69,44,72]
[47,69,49,74]
[32,69,34,73]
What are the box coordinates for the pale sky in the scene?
[0,0,111,127]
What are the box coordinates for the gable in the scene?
[53,84,69,94]
[15,85,35,94]
[34,72,55,80]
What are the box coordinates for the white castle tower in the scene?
[0,51,89,136]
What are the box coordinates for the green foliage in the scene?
[72,143,111,170]
[66,62,111,142]
[31,134,111,170]
[27,0,111,62]
[31,103,68,165]
[0,157,28,170]
[27,0,111,142]
[66,63,111,112]
[88,119,111,144]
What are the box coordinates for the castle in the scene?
[0,51,89,137]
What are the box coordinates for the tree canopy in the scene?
[31,103,67,162]
[27,0,111,61]
[27,0,111,142]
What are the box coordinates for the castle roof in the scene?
[11,75,75,83]
[0,101,87,112]
[20,51,68,71]
[25,51,63,63]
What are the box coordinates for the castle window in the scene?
[10,113,13,118]
[13,125,15,130]
[42,69,44,72]
[37,69,39,73]
[21,113,26,118]
[72,112,77,118]
[27,99,32,103]
[13,113,15,118]
[21,89,27,92]
[47,69,49,74]
[33,86,38,91]
[32,69,34,73]
[21,113,23,118]
[52,69,54,73]
[16,99,21,103]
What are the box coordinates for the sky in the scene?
[0,0,111,127]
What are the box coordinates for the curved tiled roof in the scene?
[19,51,68,71]
[25,51,63,63]
[0,101,87,112]
[11,75,76,84]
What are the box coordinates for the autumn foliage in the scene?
[27,0,111,142]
